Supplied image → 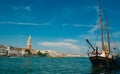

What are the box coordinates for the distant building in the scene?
[31,49,37,55]
[14,48,26,56]
[0,45,8,56]
[6,46,17,56]
[27,35,32,49]
[43,50,67,57]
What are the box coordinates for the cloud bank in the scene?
[39,39,80,50]
[0,22,50,26]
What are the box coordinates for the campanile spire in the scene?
[27,35,32,49]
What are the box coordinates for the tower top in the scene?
[28,35,32,40]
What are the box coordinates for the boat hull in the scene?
[89,56,120,68]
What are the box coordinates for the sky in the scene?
[0,0,120,54]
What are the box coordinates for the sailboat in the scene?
[86,0,120,68]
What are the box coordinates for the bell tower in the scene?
[27,35,32,49]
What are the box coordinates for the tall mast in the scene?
[98,0,104,50]
[105,11,110,54]
[98,1,110,68]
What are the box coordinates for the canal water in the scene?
[0,57,120,74]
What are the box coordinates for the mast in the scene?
[98,0,104,51]
[105,11,110,54]
[105,12,110,68]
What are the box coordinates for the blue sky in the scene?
[0,0,120,54]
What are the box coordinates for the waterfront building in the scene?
[31,49,37,55]
[14,48,26,56]
[6,46,17,56]
[0,45,8,56]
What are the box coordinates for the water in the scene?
[0,57,120,74]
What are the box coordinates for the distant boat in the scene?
[9,57,16,58]
[86,0,120,68]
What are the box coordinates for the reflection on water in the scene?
[21,58,33,74]
[91,66,120,74]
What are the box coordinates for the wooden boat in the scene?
[86,0,120,68]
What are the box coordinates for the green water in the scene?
[0,57,120,74]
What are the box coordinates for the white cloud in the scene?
[62,24,94,28]
[13,6,31,11]
[88,16,100,33]
[88,24,99,33]
[0,22,50,26]
[93,5,99,14]
[73,24,94,27]
[63,39,78,43]
[85,5,101,33]
[87,5,99,14]
[39,41,80,50]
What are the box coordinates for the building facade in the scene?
[0,45,8,56]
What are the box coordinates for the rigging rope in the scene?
[109,29,120,53]
[94,23,99,48]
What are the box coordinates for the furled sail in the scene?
[103,43,109,57]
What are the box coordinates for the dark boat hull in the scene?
[89,56,120,68]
